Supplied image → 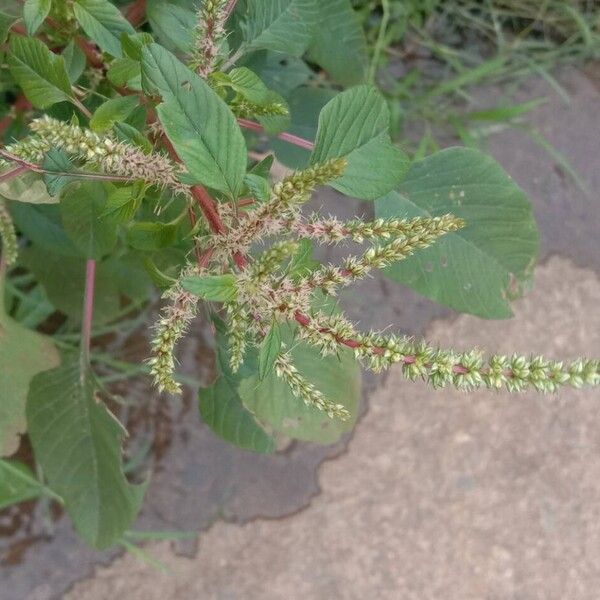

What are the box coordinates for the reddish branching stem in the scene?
[81,259,96,368]
[237,119,315,150]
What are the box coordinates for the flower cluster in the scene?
[275,353,350,420]
[1,117,188,196]
[190,0,228,78]
[0,200,17,267]
[148,271,199,394]
[150,156,599,417]
[231,100,290,119]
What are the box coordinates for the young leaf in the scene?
[310,85,409,199]
[107,57,142,90]
[243,173,270,203]
[240,0,319,57]
[73,0,135,58]
[182,274,237,302]
[141,43,247,198]
[0,460,44,509]
[26,361,146,549]
[375,148,539,319]
[8,36,73,109]
[0,282,60,457]
[43,149,77,196]
[90,96,139,132]
[100,185,142,223]
[307,0,368,86]
[127,221,178,251]
[258,322,282,380]
[199,325,275,453]
[60,181,117,259]
[239,335,361,444]
[62,41,87,83]
[227,67,271,104]
[23,0,52,35]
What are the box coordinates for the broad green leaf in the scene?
[127,221,178,251]
[27,361,146,549]
[239,329,361,444]
[120,32,154,61]
[307,0,368,86]
[0,171,56,204]
[20,248,121,324]
[90,95,138,132]
[60,181,117,259]
[10,203,76,254]
[240,0,319,57]
[42,149,78,196]
[311,85,408,199]
[0,460,44,509]
[146,0,194,54]
[199,325,275,453]
[62,41,87,83]
[73,0,135,58]
[258,322,281,380]
[0,280,59,456]
[23,0,51,35]
[182,274,237,302]
[240,51,312,97]
[142,43,247,198]
[375,148,539,318]
[8,36,73,109]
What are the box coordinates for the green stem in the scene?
[368,0,391,84]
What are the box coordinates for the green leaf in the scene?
[243,173,269,203]
[271,86,336,169]
[11,203,76,254]
[375,148,539,318]
[182,274,237,302]
[60,181,117,259]
[107,57,142,90]
[90,95,139,132]
[8,35,73,109]
[42,148,78,196]
[240,0,319,57]
[23,0,51,35]
[240,51,311,97]
[146,0,195,54]
[258,322,281,380]
[20,248,121,324]
[62,41,87,83]
[0,281,60,457]
[0,171,56,205]
[127,221,178,251]
[0,11,17,47]
[100,185,142,223]
[141,43,247,198]
[239,329,361,444]
[311,85,409,199]
[199,325,275,453]
[73,0,135,58]
[227,67,271,104]
[27,361,146,549]
[307,0,368,86]
[0,460,44,509]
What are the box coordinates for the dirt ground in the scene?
[1,65,599,600]
[65,257,600,600]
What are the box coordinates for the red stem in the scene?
[0,165,29,182]
[224,0,238,18]
[237,119,315,150]
[81,259,96,368]
[125,0,147,26]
